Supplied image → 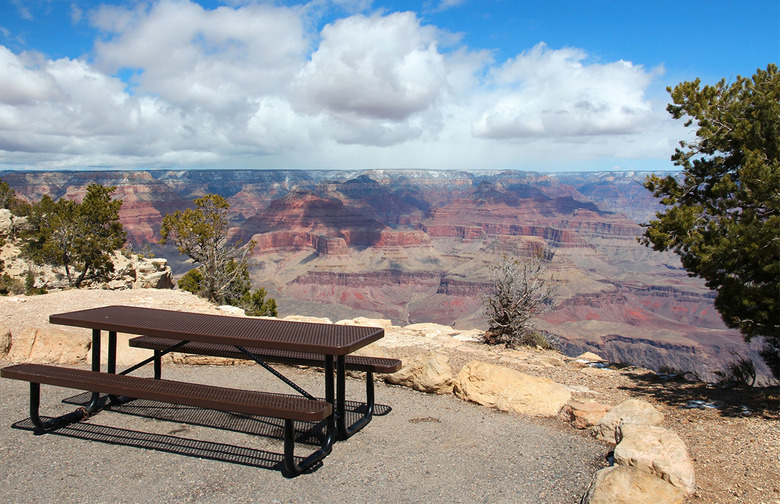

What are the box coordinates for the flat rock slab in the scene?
[454,360,572,417]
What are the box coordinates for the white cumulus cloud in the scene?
[0,2,674,171]
[291,12,454,145]
[472,43,658,139]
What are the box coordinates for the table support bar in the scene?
[235,346,316,401]
[121,340,191,377]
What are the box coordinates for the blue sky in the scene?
[0,0,777,172]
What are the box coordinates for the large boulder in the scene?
[591,398,664,443]
[3,326,156,366]
[0,209,12,236]
[614,424,695,494]
[453,360,571,417]
[108,253,174,290]
[5,326,90,364]
[560,399,611,429]
[134,258,174,289]
[0,326,11,359]
[385,352,455,394]
[581,466,687,504]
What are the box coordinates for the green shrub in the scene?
[178,265,277,317]
[24,270,46,296]
[0,273,24,295]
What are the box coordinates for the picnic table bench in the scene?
[127,336,401,424]
[1,363,333,474]
[1,305,398,476]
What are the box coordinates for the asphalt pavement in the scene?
[0,363,607,504]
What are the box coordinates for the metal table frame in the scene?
[49,305,385,441]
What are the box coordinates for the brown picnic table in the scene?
[1,305,399,475]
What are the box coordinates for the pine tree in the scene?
[642,64,780,379]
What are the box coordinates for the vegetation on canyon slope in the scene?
[161,193,277,317]
[22,183,126,288]
[643,64,780,379]
[0,184,277,316]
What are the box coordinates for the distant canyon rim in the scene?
[1,169,767,380]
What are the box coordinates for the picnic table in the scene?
[1,305,399,475]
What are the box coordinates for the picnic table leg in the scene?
[284,355,335,475]
[153,350,162,379]
[28,382,90,430]
[336,356,375,440]
[85,329,102,414]
[107,332,117,374]
[107,331,123,403]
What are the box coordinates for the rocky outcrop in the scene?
[435,278,492,297]
[453,360,571,417]
[111,254,175,290]
[614,424,695,494]
[385,352,455,394]
[0,227,174,292]
[560,399,611,429]
[583,421,696,502]
[250,231,350,255]
[5,326,91,364]
[591,398,665,443]
[581,466,687,504]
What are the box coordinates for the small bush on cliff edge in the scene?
[483,253,557,349]
[178,262,277,317]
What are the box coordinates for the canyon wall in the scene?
[0,168,758,379]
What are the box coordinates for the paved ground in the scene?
[0,363,608,504]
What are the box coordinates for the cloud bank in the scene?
[0,0,675,171]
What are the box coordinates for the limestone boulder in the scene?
[614,424,695,494]
[217,305,246,316]
[571,351,607,368]
[592,398,664,443]
[559,399,611,429]
[0,326,11,359]
[6,326,90,364]
[131,258,174,289]
[385,352,454,394]
[282,315,333,324]
[340,317,394,328]
[0,209,12,236]
[108,253,174,290]
[581,466,686,504]
[453,360,571,417]
[575,351,606,362]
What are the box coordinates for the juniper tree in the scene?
[642,64,780,379]
[160,193,275,315]
[23,184,126,287]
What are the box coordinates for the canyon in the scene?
[0,169,765,380]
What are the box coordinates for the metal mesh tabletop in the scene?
[50,305,384,355]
